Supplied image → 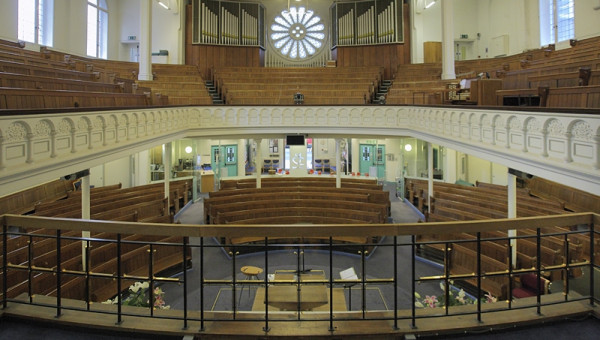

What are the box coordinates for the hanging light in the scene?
[185,146,193,154]
[404,144,412,152]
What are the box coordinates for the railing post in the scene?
[85,239,91,311]
[28,235,33,304]
[564,234,570,302]
[2,224,7,309]
[263,237,270,333]
[444,241,450,316]
[182,237,188,330]
[56,229,62,318]
[411,235,417,329]
[590,223,595,306]
[536,228,542,315]
[328,237,334,332]
[149,244,155,317]
[393,236,398,330]
[200,237,205,332]
[117,233,122,325]
[231,247,237,318]
[476,232,481,323]
[507,239,513,310]
[360,245,366,319]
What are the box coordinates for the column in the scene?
[163,142,172,210]
[427,142,433,214]
[507,171,517,268]
[138,0,153,81]
[441,0,456,80]
[256,139,262,188]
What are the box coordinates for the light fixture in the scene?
[158,1,170,10]
[185,146,192,154]
[425,1,436,9]
[404,144,412,152]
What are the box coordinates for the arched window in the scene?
[18,0,54,46]
[270,6,325,60]
[540,0,574,46]
[87,0,108,59]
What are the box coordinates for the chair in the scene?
[262,159,271,173]
[314,159,323,172]
[323,159,330,173]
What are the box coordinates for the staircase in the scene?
[205,81,224,104]
[373,79,393,104]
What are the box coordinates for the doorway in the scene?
[359,144,386,178]
[211,145,238,177]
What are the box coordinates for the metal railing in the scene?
[1,213,598,335]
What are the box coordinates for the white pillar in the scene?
[163,142,172,210]
[238,139,247,177]
[335,139,341,188]
[508,172,517,268]
[256,139,262,188]
[427,142,434,214]
[81,173,90,270]
[441,0,456,80]
[138,0,153,81]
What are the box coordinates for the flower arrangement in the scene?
[103,281,170,310]
[415,281,496,308]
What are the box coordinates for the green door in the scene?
[211,145,237,177]
[359,144,385,178]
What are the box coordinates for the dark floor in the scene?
[1,181,598,339]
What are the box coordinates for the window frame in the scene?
[87,0,108,59]
[18,0,54,47]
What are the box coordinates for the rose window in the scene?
[270,6,325,59]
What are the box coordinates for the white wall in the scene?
[575,0,600,40]
[0,1,18,42]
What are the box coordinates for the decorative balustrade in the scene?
[1,106,598,197]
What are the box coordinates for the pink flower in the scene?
[424,295,438,308]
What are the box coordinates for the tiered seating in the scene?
[0,180,192,302]
[137,64,213,105]
[495,37,600,108]
[213,66,383,105]
[0,40,159,109]
[40,47,212,106]
[406,178,594,299]
[384,36,600,108]
[205,177,390,254]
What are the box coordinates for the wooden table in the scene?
[241,266,263,279]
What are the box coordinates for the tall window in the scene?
[87,0,108,59]
[540,0,574,46]
[18,0,54,46]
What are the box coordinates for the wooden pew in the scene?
[0,87,150,109]
[216,206,382,225]
[210,199,388,224]
[449,244,509,300]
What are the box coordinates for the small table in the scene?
[239,266,263,306]
[241,266,263,279]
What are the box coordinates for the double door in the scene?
[211,145,237,177]
[359,144,385,178]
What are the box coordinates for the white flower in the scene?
[140,281,149,290]
[415,301,424,308]
[439,282,446,291]
[414,292,422,299]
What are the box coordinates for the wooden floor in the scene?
[0,293,597,339]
